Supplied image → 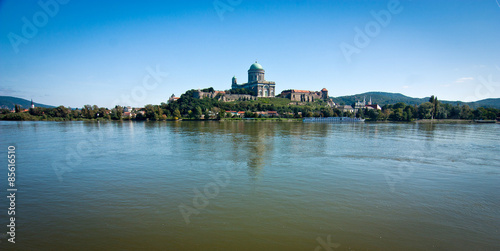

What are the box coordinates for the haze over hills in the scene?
[1,93,499,110]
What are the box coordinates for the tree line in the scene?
[1,93,498,121]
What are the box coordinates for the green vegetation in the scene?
[363,100,498,121]
[1,91,499,122]
[332,92,500,109]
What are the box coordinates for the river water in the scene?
[0,121,499,250]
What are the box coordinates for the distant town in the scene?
[1,62,499,122]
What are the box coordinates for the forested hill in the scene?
[331,92,500,109]
[2,93,499,110]
[0,96,54,110]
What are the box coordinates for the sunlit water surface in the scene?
[0,121,499,250]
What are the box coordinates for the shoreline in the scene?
[2,118,498,124]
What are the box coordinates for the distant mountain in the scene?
[471,98,500,109]
[331,92,500,109]
[1,93,498,111]
[0,96,54,110]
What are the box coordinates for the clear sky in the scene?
[1,0,499,108]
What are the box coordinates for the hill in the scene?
[471,98,500,109]
[0,96,54,110]
[331,92,500,109]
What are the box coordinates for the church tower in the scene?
[232,76,237,89]
[321,88,328,100]
[31,99,35,109]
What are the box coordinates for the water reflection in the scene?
[1,121,499,250]
[243,123,276,178]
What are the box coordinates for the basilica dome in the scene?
[249,62,264,71]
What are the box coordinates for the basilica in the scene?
[231,62,276,98]
[191,61,329,103]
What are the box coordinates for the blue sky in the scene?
[1,0,499,108]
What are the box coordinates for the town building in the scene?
[168,94,180,103]
[354,97,367,109]
[192,90,226,99]
[365,97,381,110]
[337,105,355,113]
[279,88,328,102]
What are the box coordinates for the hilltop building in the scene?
[168,94,179,103]
[192,62,329,103]
[279,88,328,102]
[231,62,276,97]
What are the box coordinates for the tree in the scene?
[393,102,406,110]
[428,95,439,119]
[155,106,163,120]
[366,109,379,121]
[432,96,439,119]
[54,106,70,118]
[404,106,414,121]
[429,95,435,104]
[71,109,80,119]
[356,108,364,118]
[418,102,433,119]
[92,105,99,118]
[82,105,95,119]
[244,111,254,118]
[193,106,202,119]
[321,107,334,117]
[459,105,473,120]
[144,104,156,120]
[98,107,107,119]
[113,105,123,120]
[201,87,215,93]
[135,113,146,120]
[389,108,404,121]
[173,109,181,119]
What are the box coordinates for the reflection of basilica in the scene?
[246,127,273,177]
[225,122,276,178]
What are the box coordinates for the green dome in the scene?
[249,62,264,70]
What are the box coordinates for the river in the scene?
[0,121,498,250]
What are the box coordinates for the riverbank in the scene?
[1,114,497,124]
[415,119,476,124]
